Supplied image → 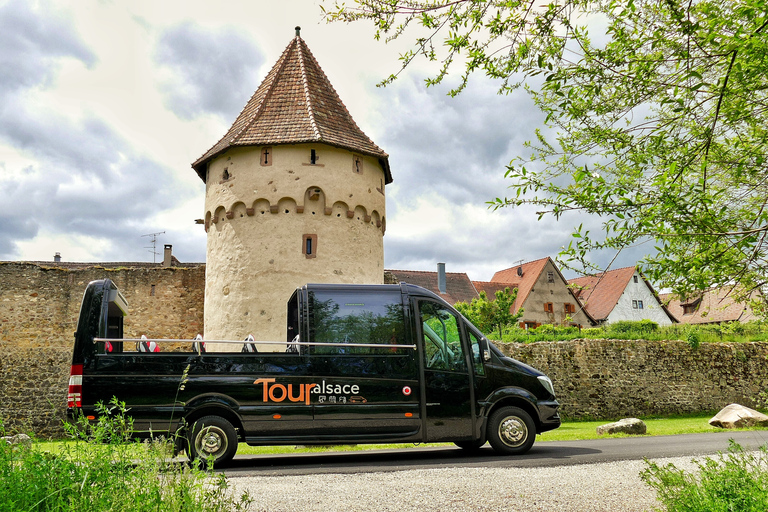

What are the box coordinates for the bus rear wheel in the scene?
[187,415,238,468]
[487,406,535,455]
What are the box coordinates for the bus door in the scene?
[418,300,474,442]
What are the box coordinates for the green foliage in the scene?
[497,320,768,343]
[323,0,768,303]
[687,329,702,350]
[0,401,251,511]
[641,442,768,512]
[607,320,659,337]
[455,287,522,338]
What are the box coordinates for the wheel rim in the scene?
[195,425,228,459]
[498,416,528,447]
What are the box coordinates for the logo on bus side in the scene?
[253,378,361,405]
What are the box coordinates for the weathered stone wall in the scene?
[0,263,205,437]
[497,339,768,419]
[0,347,72,437]
[2,262,767,437]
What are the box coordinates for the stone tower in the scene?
[192,28,391,348]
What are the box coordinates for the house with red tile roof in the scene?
[385,264,478,305]
[568,266,676,325]
[661,287,761,324]
[490,257,594,328]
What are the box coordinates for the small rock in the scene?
[709,404,768,429]
[1,434,32,447]
[597,418,647,435]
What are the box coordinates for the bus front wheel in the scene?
[487,406,535,455]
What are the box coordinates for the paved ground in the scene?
[224,431,768,511]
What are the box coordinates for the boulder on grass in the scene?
[709,404,768,429]
[597,418,647,435]
[1,434,32,447]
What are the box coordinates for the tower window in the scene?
[353,155,363,174]
[303,234,318,259]
[310,149,317,165]
[222,168,230,181]
[261,146,272,166]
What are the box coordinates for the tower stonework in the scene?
[192,30,391,348]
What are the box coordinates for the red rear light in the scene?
[67,364,83,408]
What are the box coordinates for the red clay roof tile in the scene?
[192,34,390,182]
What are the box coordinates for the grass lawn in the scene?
[34,413,767,457]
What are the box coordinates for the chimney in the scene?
[54,252,61,263]
[163,244,173,267]
[437,262,446,294]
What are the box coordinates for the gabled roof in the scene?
[385,269,478,305]
[472,281,518,298]
[661,287,761,324]
[569,266,676,323]
[192,30,390,182]
[491,257,550,312]
[568,266,637,321]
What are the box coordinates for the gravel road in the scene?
[228,455,700,512]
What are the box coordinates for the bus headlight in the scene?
[538,376,556,398]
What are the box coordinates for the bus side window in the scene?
[419,301,467,373]
[468,330,485,376]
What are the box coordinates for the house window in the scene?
[683,304,697,315]
[353,155,363,174]
[303,234,317,259]
[261,146,272,166]
[633,275,638,283]
[547,271,554,283]
[310,149,317,165]
[564,303,576,314]
[632,300,644,309]
[544,302,554,313]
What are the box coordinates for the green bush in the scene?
[606,320,659,337]
[641,441,768,511]
[0,399,251,512]
[489,320,768,344]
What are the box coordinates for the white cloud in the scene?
[0,0,645,279]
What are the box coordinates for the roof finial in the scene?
[295,26,301,37]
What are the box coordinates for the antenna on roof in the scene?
[141,231,166,263]
[295,26,301,37]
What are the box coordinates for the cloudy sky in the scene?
[0,0,642,281]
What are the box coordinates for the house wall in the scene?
[203,144,386,349]
[520,260,591,327]
[606,271,674,325]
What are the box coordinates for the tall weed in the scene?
[641,441,768,512]
[0,400,251,511]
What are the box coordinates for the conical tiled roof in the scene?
[192,30,391,182]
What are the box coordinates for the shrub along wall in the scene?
[497,339,768,419]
